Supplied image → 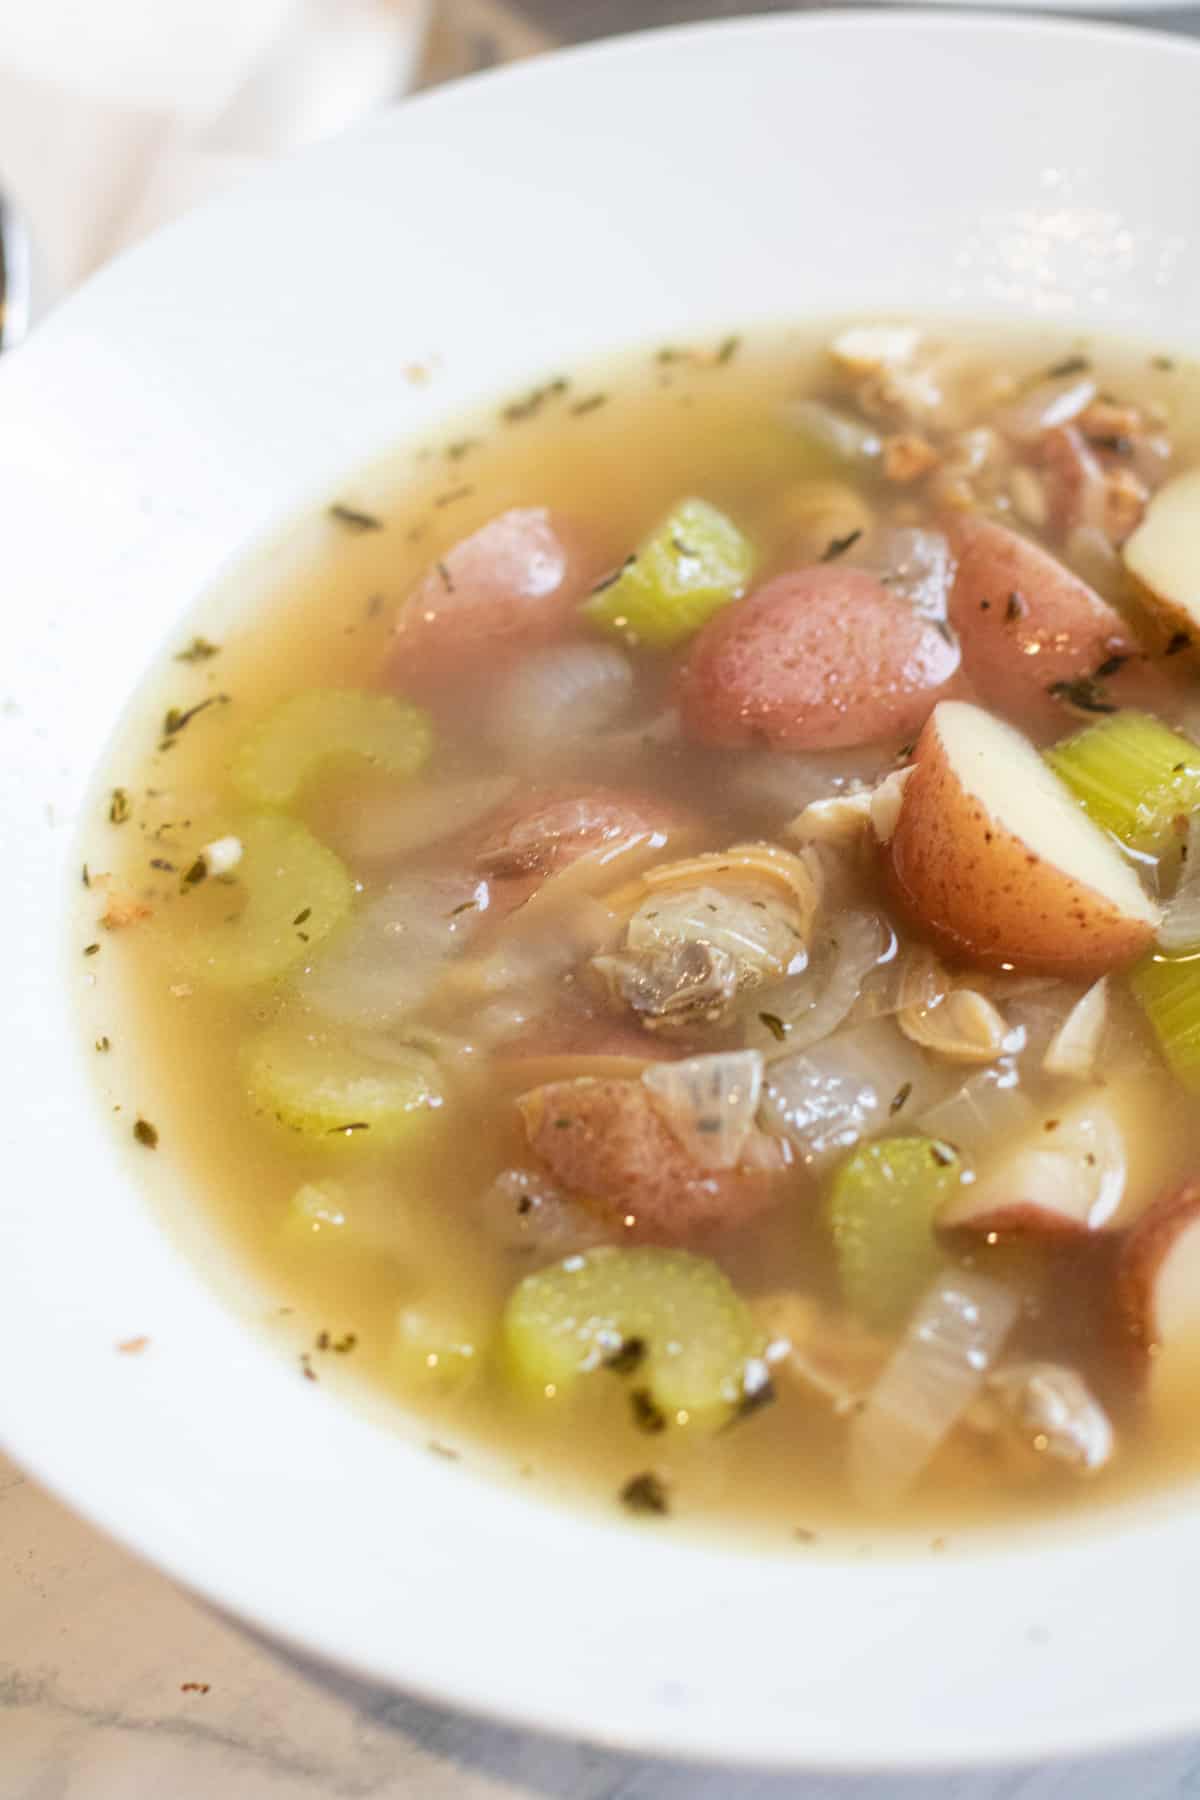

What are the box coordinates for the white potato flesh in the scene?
[1123,466,1200,633]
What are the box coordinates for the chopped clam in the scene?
[787,766,911,849]
[881,433,940,484]
[592,939,740,1032]
[897,946,1019,1064]
[829,324,923,378]
[985,1362,1114,1473]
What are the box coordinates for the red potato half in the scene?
[389,507,597,687]
[519,1078,782,1245]
[947,516,1140,733]
[939,1076,1172,1240]
[1116,1182,1200,1349]
[887,701,1160,978]
[675,566,962,751]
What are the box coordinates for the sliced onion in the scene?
[914,1060,1036,1157]
[1159,814,1200,952]
[759,1021,943,1168]
[1042,978,1109,1081]
[296,871,489,1026]
[748,911,889,1056]
[476,1167,609,1256]
[789,398,882,465]
[328,774,517,866]
[859,526,954,627]
[849,1272,1020,1503]
[642,1050,764,1169]
[486,643,634,762]
[730,746,896,821]
[995,373,1097,444]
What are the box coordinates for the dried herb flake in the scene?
[758,1011,789,1043]
[1046,355,1090,379]
[1048,676,1117,715]
[630,1388,667,1434]
[175,637,221,663]
[890,1081,913,1116]
[329,503,383,532]
[620,1471,669,1516]
[820,529,863,563]
[162,694,229,741]
[133,1118,159,1149]
[604,1336,647,1376]
[109,788,132,825]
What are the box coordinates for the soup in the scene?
[77,322,1200,1540]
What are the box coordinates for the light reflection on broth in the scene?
[76,324,1200,1542]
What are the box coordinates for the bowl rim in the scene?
[5,8,1200,1771]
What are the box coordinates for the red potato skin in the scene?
[946,516,1141,735]
[388,507,600,689]
[940,1203,1091,1243]
[519,1079,782,1245]
[675,567,963,751]
[886,710,1158,979]
[1115,1181,1200,1349]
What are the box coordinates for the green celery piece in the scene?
[502,1246,760,1422]
[584,498,755,649]
[176,812,352,987]
[1131,951,1200,1092]
[1046,711,1200,857]
[827,1136,964,1329]
[244,1026,444,1146]
[234,689,433,808]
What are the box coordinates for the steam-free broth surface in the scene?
[78,324,1200,1540]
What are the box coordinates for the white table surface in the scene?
[8,5,1200,1794]
[4,1439,1200,1796]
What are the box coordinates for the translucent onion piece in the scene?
[330,773,517,865]
[915,1061,1037,1157]
[296,871,488,1026]
[986,1362,1114,1473]
[760,1021,942,1168]
[747,911,889,1056]
[995,373,1098,444]
[1042,978,1109,1080]
[729,746,895,821]
[476,1168,610,1256]
[642,1050,764,1170]
[1159,814,1200,953]
[849,1272,1020,1503]
[486,643,635,760]
[862,526,954,627]
[789,398,882,466]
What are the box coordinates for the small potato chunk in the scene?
[947,516,1139,732]
[518,1078,781,1244]
[1117,1182,1200,1350]
[886,701,1160,978]
[1123,467,1200,640]
[675,568,961,751]
[389,507,596,685]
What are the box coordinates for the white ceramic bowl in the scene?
[3,12,1200,1772]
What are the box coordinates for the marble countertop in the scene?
[4,1444,1200,1795]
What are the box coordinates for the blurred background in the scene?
[2,0,1197,340]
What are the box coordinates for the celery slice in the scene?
[502,1246,760,1420]
[1131,951,1200,1092]
[584,498,755,649]
[827,1136,963,1328]
[233,689,433,807]
[393,1293,494,1393]
[1046,712,1200,856]
[177,813,352,987]
[245,1025,444,1145]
